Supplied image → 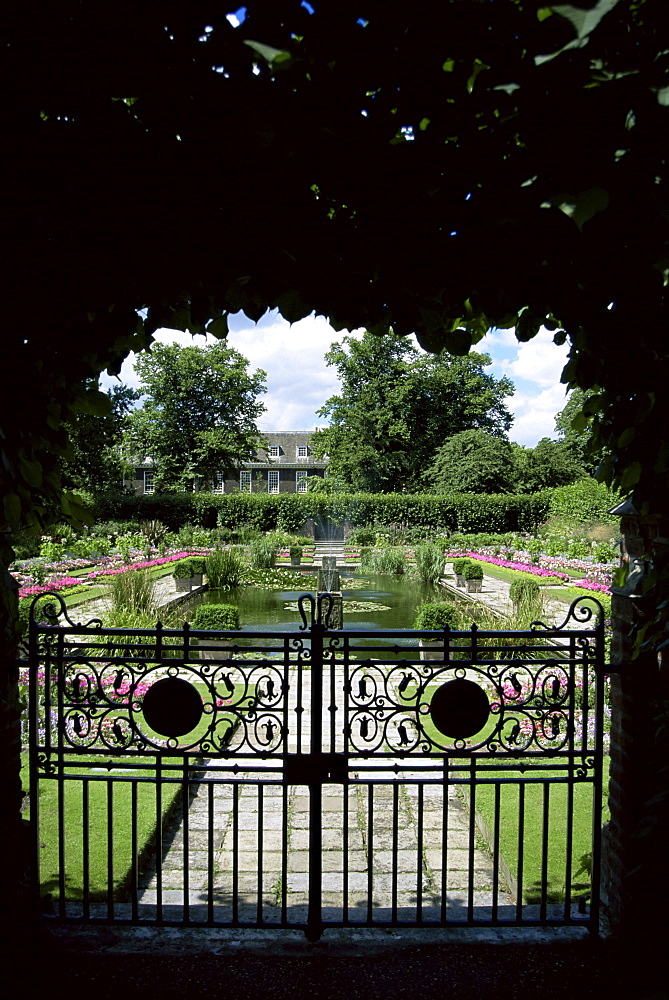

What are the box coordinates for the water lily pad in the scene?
[284,600,391,613]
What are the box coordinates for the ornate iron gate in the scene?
[26,592,606,938]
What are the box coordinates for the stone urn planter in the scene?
[290,545,303,567]
[172,557,201,592]
[419,639,446,662]
[464,563,484,593]
[452,558,470,589]
[197,638,234,661]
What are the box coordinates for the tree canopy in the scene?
[127,342,266,492]
[61,384,139,493]
[513,437,588,493]
[554,386,604,475]
[3,0,669,644]
[423,430,517,495]
[312,333,513,492]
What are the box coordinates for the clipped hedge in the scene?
[93,491,550,534]
[546,479,621,524]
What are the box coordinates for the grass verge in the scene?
[400,682,608,905]
[473,757,610,904]
[25,679,252,903]
[25,755,184,903]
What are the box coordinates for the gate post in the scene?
[306,619,325,942]
[606,501,669,945]
[0,570,31,960]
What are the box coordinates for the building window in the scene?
[297,445,309,458]
[296,470,308,493]
[239,470,252,493]
[212,473,225,494]
[268,445,280,457]
[268,470,280,494]
[143,471,155,494]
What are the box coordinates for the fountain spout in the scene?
[318,556,340,594]
[317,557,343,628]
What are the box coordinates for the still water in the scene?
[187,569,443,633]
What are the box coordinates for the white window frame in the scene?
[212,472,225,494]
[239,470,252,493]
[268,445,280,458]
[268,469,280,494]
[296,470,308,493]
[297,445,309,458]
[143,471,155,494]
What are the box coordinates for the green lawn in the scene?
[446,560,567,589]
[26,679,253,903]
[473,757,610,904]
[27,757,184,902]
[401,681,608,904]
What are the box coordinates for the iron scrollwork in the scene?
[345,619,598,755]
[31,616,289,755]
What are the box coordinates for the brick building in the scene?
[129,431,328,495]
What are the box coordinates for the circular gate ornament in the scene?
[142,677,203,738]
[429,678,490,740]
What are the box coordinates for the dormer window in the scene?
[297,445,309,458]
[268,445,280,457]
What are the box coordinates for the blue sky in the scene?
[100,311,571,448]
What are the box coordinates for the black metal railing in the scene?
[24,592,606,938]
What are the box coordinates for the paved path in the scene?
[138,664,513,925]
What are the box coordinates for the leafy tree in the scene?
[127,342,267,492]
[424,430,516,494]
[5,1,669,542]
[554,387,603,474]
[313,333,513,492]
[513,437,587,493]
[61,383,139,493]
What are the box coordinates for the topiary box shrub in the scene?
[509,578,541,604]
[452,557,470,587]
[190,603,240,631]
[190,603,240,660]
[463,561,483,592]
[172,557,203,591]
[413,602,459,630]
[414,602,459,661]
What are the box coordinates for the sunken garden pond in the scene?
[184,567,445,635]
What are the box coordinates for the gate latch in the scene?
[284,752,348,785]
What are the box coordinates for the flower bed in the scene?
[445,548,613,594]
[446,551,571,584]
[16,550,209,600]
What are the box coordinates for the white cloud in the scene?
[100,313,358,431]
[507,328,569,388]
[478,326,571,445]
[508,382,571,446]
[99,316,573,448]
[226,314,362,429]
